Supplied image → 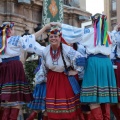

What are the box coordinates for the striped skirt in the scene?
[80,55,118,103]
[46,70,80,119]
[27,83,46,110]
[0,60,33,103]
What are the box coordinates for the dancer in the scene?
[35,27,84,120]
[0,22,50,120]
[51,13,117,120]
[110,24,120,120]
[27,58,46,120]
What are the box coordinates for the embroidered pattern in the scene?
[8,36,20,46]
[46,94,80,113]
[49,0,58,17]
[67,47,76,60]
[81,86,117,97]
[22,45,26,49]
[42,0,63,25]
[84,28,90,34]
[29,44,32,48]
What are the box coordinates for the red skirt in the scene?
[0,60,33,102]
[115,61,120,102]
[46,70,80,119]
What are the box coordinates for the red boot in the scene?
[2,107,11,120]
[26,111,37,120]
[83,113,92,120]
[91,107,103,120]
[9,108,19,120]
[111,105,120,120]
[78,109,85,120]
[100,104,110,120]
[0,107,4,119]
[43,115,48,120]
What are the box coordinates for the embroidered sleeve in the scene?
[61,24,92,44]
[18,35,45,56]
[66,47,84,72]
[110,30,118,59]
[35,56,47,84]
[8,36,21,46]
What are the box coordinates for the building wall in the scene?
[104,0,111,30]
[79,0,86,11]
[81,20,92,28]
[117,0,120,23]
[104,0,119,31]
[0,0,91,36]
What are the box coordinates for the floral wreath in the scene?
[47,26,61,36]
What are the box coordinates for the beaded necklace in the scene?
[50,46,61,65]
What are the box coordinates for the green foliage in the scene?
[24,60,38,90]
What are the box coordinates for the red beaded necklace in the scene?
[50,46,61,62]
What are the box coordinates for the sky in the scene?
[86,0,104,15]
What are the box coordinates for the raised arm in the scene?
[34,23,51,39]
[50,22,92,44]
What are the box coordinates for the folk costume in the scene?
[0,22,45,120]
[73,43,94,120]
[60,14,117,119]
[35,28,84,119]
[110,29,120,119]
[27,58,46,120]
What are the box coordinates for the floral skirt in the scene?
[0,60,33,103]
[46,70,80,119]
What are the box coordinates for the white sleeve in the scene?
[64,45,84,72]
[19,34,45,56]
[61,24,84,43]
[61,24,94,44]
[35,57,47,84]
[0,58,2,63]
[109,30,120,44]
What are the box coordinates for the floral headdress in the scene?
[0,22,14,54]
[47,26,70,45]
[91,13,112,47]
[47,26,61,36]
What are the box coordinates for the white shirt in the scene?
[43,44,83,72]
[0,35,45,59]
[61,24,113,56]
[35,44,83,84]
[110,30,120,59]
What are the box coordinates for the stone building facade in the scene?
[104,0,120,31]
[0,0,91,35]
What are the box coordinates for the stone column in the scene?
[104,0,111,31]
[69,14,73,25]
[117,0,120,24]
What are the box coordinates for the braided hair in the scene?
[73,43,78,51]
[60,42,68,71]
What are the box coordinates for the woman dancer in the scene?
[51,13,117,120]
[0,22,50,120]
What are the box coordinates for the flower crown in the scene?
[1,22,14,29]
[47,26,61,36]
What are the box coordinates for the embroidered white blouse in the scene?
[0,35,45,60]
[35,44,83,84]
[61,24,113,56]
[110,30,120,59]
[76,43,86,79]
